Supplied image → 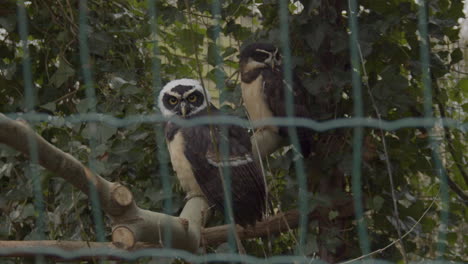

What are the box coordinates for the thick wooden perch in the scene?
[0,113,209,252]
[0,240,136,261]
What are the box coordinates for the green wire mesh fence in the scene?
[0,0,467,263]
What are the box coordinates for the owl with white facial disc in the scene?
[158,78,266,227]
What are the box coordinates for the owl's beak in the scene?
[272,49,279,69]
[265,54,275,70]
[180,101,187,117]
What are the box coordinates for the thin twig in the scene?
[183,0,207,90]
[356,38,408,262]
[240,75,301,228]
[243,107,300,255]
[52,89,79,104]
[56,0,79,35]
[339,194,439,264]
[244,109,270,215]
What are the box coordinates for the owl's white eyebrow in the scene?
[183,90,197,98]
[255,49,271,54]
[165,91,181,98]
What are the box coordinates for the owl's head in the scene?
[158,79,211,118]
[239,42,282,73]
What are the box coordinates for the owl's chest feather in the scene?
[167,131,203,197]
[241,74,278,132]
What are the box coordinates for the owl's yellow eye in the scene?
[188,94,197,102]
[169,97,178,105]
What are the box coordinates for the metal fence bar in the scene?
[1,242,466,264]
[278,0,308,255]
[348,0,371,255]
[17,0,45,235]
[17,1,46,260]
[417,0,450,257]
[148,0,174,248]
[78,0,105,242]
[0,246,410,264]
[4,113,466,132]
[210,0,238,253]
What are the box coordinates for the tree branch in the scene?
[202,203,355,246]
[0,203,355,260]
[0,113,209,252]
[0,240,153,261]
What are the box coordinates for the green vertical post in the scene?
[78,0,105,242]
[148,0,173,248]
[211,0,237,253]
[348,0,371,255]
[417,0,449,257]
[278,0,308,256]
[17,0,46,248]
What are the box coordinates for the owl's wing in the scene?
[262,67,311,118]
[262,67,314,156]
[183,124,266,227]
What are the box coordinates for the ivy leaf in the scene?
[372,195,385,211]
[50,61,75,88]
[0,14,16,32]
[76,98,93,114]
[461,103,468,112]
[207,42,222,66]
[224,20,251,40]
[20,203,36,219]
[450,48,463,65]
[222,47,238,58]
[88,32,113,56]
[40,102,56,112]
[177,29,204,54]
[456,78,468,95]
[82,123,117,143]
[305,22,327,51]
[330,31,348,54]
[206,67,227,88]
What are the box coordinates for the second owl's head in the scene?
[158,79,211,118]
[239,42,282,73]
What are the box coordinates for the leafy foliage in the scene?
[0,0,466,263]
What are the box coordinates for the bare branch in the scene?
[0,240,158,261]
[202,203,355,246]
[340,195,438,264]
[0,202,354,260]
[0,113,209,252]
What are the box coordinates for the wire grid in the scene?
[1,0,466,263]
